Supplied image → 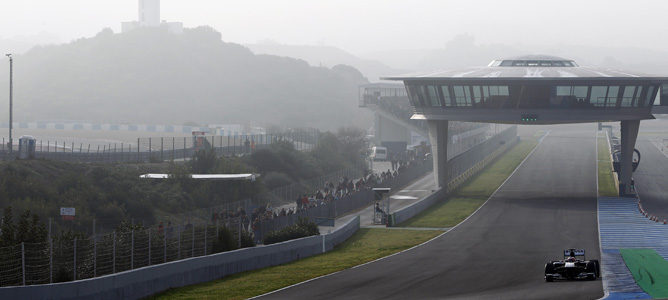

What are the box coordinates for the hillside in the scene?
[0,27,371,130]
[246,42,404,81]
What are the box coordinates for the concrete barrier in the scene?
[0,216,360,300]
[389,134,518,226]
[391,189,445,225]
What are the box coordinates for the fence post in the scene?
[160,137,164,161]
[131,228,134,269]
[73,238,77,280]
[92,218,96,275]
[191,224,195,257]
[172,137,175,161]
[204,224,207,256]
[137,138,140,163]
[49,238,53,283]
[183,137,186,161]
[148,229,152,266]
[93,235,97,277]
[178,227,181,259]
[163,229,167,263]
[112,231,116,273]
[21,242,25,286]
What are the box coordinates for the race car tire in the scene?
[544,262,554,282]
[591,259,600,278]
[585,261,597,280]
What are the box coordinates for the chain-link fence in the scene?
[0,220,256,286]
[0,131,319,163]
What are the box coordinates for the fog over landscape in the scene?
[5,1,668,297]
[1,0,668,129]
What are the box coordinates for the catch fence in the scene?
[0,131,318,163]
[0,219,251,286]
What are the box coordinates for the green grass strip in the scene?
[400,139,538,228]
[597,136,618,197]
[620,248,668,298]
[151,228,441,300]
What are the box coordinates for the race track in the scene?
[634,138,668,220]
[259,125,603,300]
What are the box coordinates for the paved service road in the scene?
[259,125,603,300]
[634,138,668,220]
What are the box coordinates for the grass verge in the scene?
[597,136,618,197]
[400,138,538,228]
[151,228,441,300]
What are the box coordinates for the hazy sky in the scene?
[1,0,667,55]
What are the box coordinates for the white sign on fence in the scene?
[60,207,75,216]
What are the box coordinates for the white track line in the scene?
[252,131,549,299]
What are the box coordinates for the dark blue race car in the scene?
[544,249,600,282]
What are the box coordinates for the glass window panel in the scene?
[646,85,656,107]
[453,86,472,107]
[463,86,472,105]
[473,86,482,105]
[590,86,607,107]
[556,86,572,96]
[427,85,441,107]
[440,86,452,107]
[453,86,465,106]
[633,86,644,107]
[621,86,635,107]
[606,86,619,108]
[406,85,421,106]
[573,86,588,100]
[654,86,661,105]
[498,86,509,96]
[482,86,490,99]
[489,86,498,96]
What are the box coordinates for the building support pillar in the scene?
[428,120,449,188]
[619,120,640,196]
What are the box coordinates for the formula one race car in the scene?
[544,249,600,282]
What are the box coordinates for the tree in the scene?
[16,209,31,243]
[0,207,15,246]
[191,149,217,174]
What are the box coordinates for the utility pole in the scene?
[5,54,12,153]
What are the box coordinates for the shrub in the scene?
[212,225,236,253]
[263,217,320,245]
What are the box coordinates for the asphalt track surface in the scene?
[634,138,668,220]
[259,125,603,300]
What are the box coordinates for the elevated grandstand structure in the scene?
[385,55,668,195]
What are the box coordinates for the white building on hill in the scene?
[122,0,183,34]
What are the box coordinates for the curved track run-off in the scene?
[259,125,603,300]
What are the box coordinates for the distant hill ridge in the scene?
[0,27,371,130]
[246,42,404,81]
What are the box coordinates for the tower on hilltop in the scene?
[122,0,183,34]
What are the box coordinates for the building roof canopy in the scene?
[383,55,668,81]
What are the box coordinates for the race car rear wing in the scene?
[564,249,585,258]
